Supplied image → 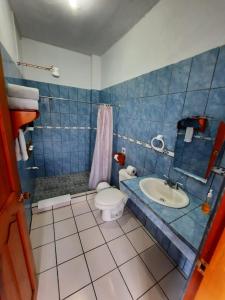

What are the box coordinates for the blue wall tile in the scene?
[50,99,60,113]
[188,48,218,90]
[212,46,225,88]
[60,100,70,113]
[182,90,209,117]
[152,66,172,96]
[49,83,60,97]
[59,85,69,99]
[164,93,185,123]
[206,88,225,120]
[51,113,61,126]
[169,58,192,93]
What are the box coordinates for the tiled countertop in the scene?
[121,175,210,252]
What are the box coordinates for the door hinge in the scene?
[17,192,30,203]
[196,258,208,275]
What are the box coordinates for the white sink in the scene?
[139,177,189,208]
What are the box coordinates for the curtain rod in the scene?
[39,95,120,107]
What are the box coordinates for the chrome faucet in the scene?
[163,175,183,190]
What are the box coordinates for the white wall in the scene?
[0,0,21,61]
[20,38,94,89]
[101,0,225,88]
[91,55,101,90]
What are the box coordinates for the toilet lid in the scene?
[95,188,125,206]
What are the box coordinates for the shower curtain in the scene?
[89,105,113,189]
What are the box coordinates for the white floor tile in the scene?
[31,211,53,229]
[37,268,59,300]
[127,227,155,253]
[75,212,97,231]
[53,206,73,222]
[87,198,97,211]
[33,242,56,273]
[117,213,140,233]
[93,209,104,225]
[66,284,96,300]
[139,285,167,300]
[56,234,82,264]
[94,269,132,300]
[159,269,186,300]
[71,195,87,204]
[79,226,105,252]
[30,224,54,248]
[140,245,174,281]
[85,244,116,280]
[72,201,91,216]
[54,218,77,240]
[108,235,137,265]
[119,256,155,299]
[99,221,124,242]
[58,255,91,299]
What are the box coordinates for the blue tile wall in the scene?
[2,38,224,227]
[23,80,99,177]
[102,45,225,206]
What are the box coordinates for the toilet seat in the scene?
[95,188,125,208]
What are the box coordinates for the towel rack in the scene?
[10,110,40,138]
[39,95,120,107]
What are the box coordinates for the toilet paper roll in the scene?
[126,165,136,176]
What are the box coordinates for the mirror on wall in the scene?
[173,117,225,183]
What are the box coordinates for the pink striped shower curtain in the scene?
[89,105,113,189]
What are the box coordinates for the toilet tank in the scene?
[119,169,136,188]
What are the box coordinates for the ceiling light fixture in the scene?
[69,0,79,9]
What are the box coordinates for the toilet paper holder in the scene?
[151,135,165,152]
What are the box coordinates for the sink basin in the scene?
[139,177,189,208]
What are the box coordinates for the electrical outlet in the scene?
[122,147,126,154]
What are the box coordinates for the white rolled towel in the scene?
[7,84,39,100]
[8,97,39,110]
[15,129,28,161]
[126,165,136,176]
[19,129,28,161]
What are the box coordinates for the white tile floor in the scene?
[31,192,187,300]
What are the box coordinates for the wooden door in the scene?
[184,185,225,300]
[0,54,37,299]
[195,227,225,299]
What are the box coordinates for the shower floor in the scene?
[33,172,90,203]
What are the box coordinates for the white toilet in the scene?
[94,169,136,221]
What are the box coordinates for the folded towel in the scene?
[15,138,22,161]
[15,129,28,161]
[8,97,39,110]
[7,84,39,100]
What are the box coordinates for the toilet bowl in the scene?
[94,169,136,221]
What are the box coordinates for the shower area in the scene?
[24,81,103,204]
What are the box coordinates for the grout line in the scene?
[203,48,220,116]
[34,200,187,299]
[51,208,61,300]
[91,216,135,299]
[71,201,98,300]
[116,213,174,300]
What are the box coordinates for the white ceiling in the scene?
[9,0,159,55]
